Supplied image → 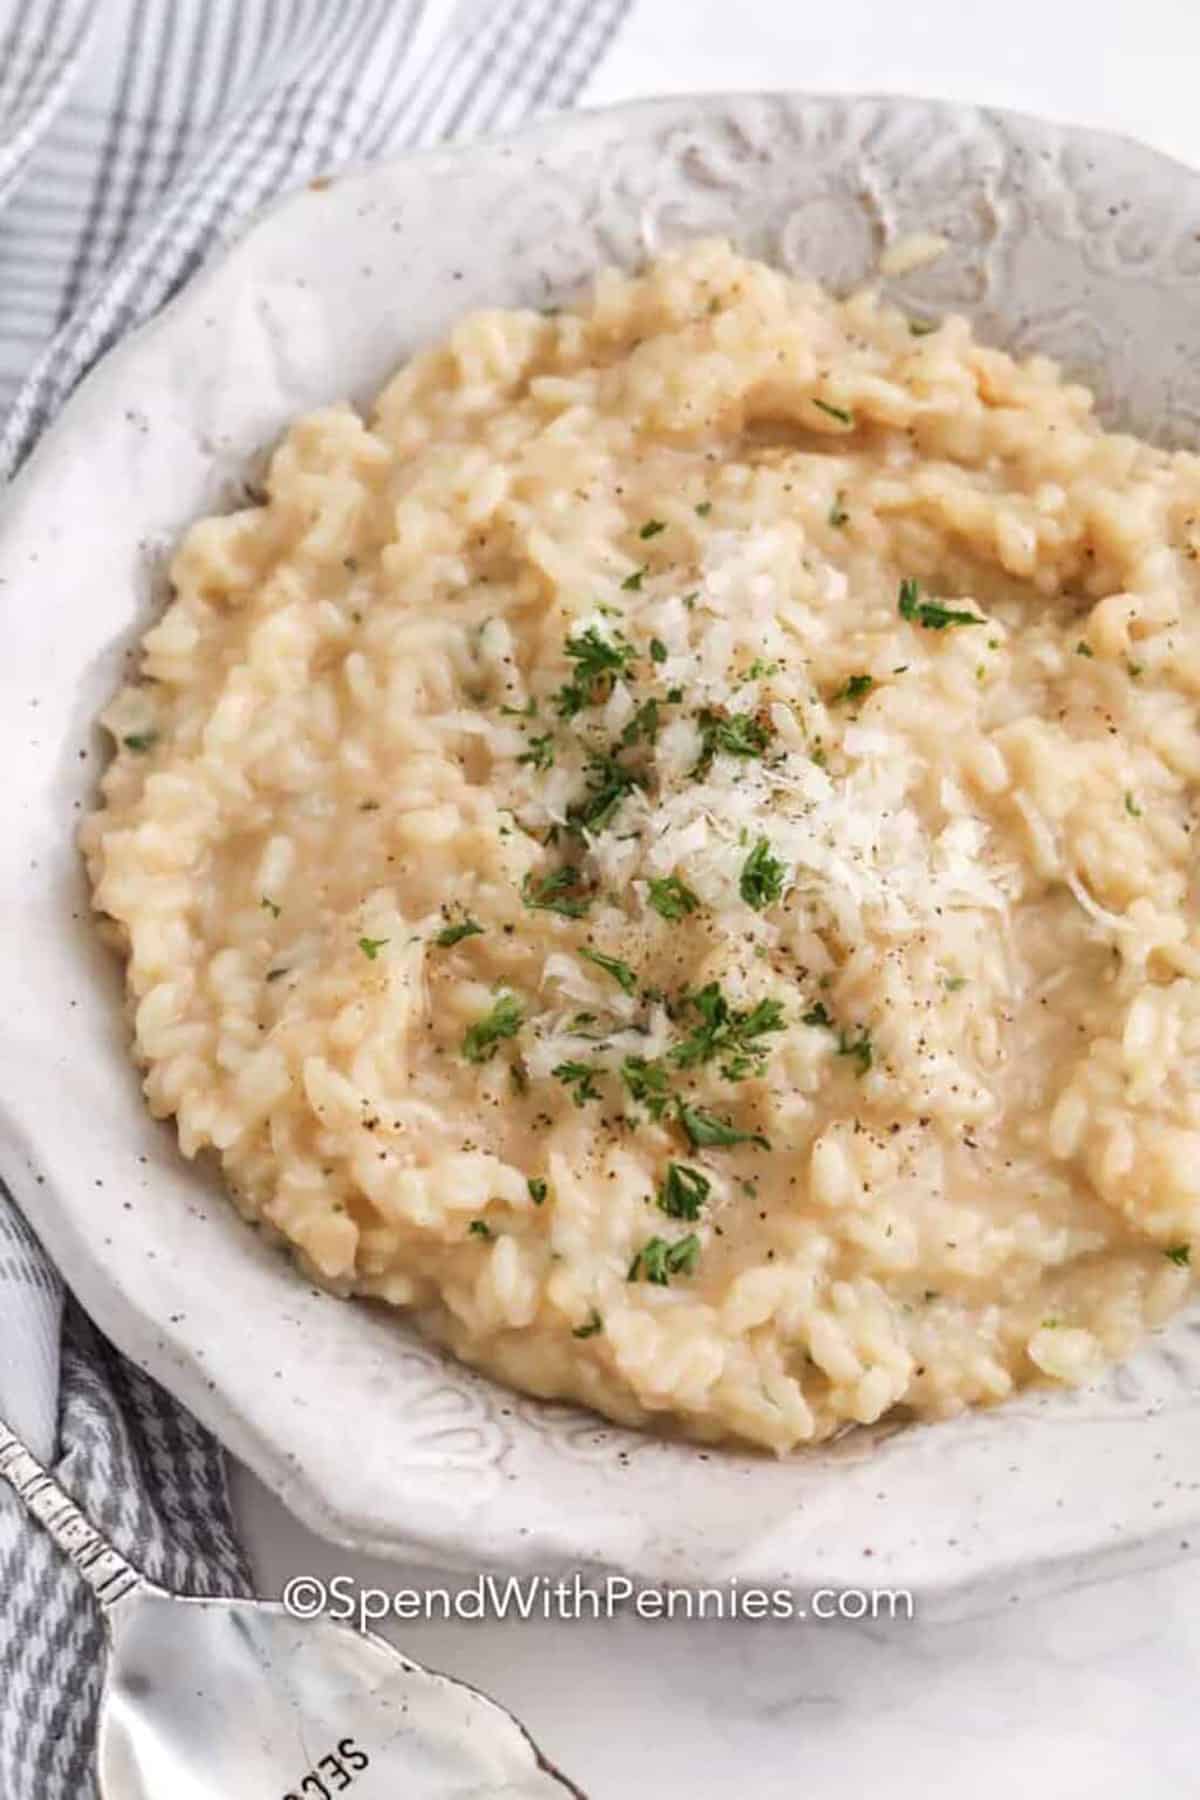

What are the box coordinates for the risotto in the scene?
[83,241,1200,1452]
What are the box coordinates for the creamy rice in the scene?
[83,240,1200,1452]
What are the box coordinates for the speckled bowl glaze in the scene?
[4,93,1200,1597]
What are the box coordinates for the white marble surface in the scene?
[235,6,1200,1792]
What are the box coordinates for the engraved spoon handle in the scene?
[0,1417,145,1613]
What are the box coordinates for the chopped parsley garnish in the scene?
[554,627,635,716]
[518,733,556,771]
[836,1028,874,1076]
[657,1162,711,1220]
[436,917,483,947]
[739,837,786,910]
[802,1001,833,1029]
[573,1309,604,1338]
[639,519,667,540]
[621,1055,673,1120]
[122,731,157,753]
[521,866,592,917]
[462,992,523,1062]
[468,1219,494,1240]
[527,1177,548,1206]
[828,493,849,527]
[628,1233,701,1285]
[832,672,874,705]
[677,1103,768,1151]
[695,500,712,517]
[260,896,282,918]
[620,697,661,747]
[649,637,668,663]
[499,697,538,717]
[566,750,644,836]
[1075,641,1095,658]
[1166,1243,1191,1267]
[669,986,785,1078]
[647,875,700,921]
[693,706,774,776]
[580,947,637,994]
[568,627,633,675]
[1125,792,1142,817]
[813,398,853,425]
[552,1060,603,1106]
[943,975,968,993]
[620,566,647,592]
[908,317,939,337]
[897,577,984,631]
[357,936,389,960]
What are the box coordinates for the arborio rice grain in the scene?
[83,240,1200,1451]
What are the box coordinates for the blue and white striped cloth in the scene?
[0,2,627,1793]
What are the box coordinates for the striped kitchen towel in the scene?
[0,1201,253,1797]
[0,2,628,1794]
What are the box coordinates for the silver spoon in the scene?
[0,1418,584,1799]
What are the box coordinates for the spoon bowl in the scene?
[98,1586,581,1800]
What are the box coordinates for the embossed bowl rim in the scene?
[4,91,1200,1599]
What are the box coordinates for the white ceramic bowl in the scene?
[5,92,1200,1598]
